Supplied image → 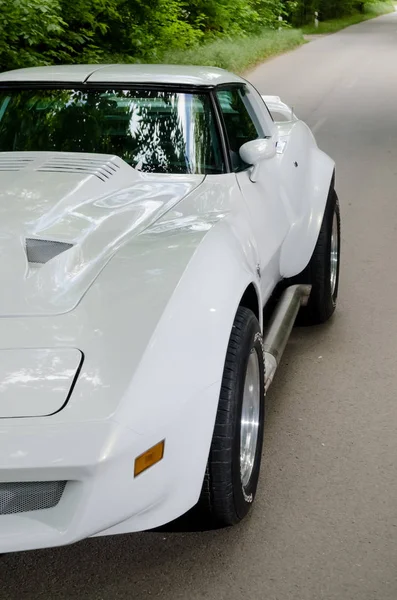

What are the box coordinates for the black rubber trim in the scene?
[214,82,248,91]
[210,90,232,173]
[0,82,218,92]
[212,89,234,172]
[0,81,250,93]
[330,168,336,190]
[51,350,84,416]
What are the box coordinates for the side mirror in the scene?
[239,138,276,182]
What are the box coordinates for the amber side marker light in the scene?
[134,440,165,477]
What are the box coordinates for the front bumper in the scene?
[0,420,159,552]
[0,381,218,553]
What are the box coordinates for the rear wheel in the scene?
[296,187,341,325]
[198,307,265,526]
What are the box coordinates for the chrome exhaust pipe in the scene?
[263,285,311,391]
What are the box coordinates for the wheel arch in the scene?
[239,282,262,331]
[111,222,263,526]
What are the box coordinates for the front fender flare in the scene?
[117,222,261,434]
[114,223,261,519]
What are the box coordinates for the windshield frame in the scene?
[0,82,232,175]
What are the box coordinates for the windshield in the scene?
[0,88,225,175]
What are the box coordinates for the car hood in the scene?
[0,151,204,316]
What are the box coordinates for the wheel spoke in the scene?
[330,211,339,296]
[240,350,261,488]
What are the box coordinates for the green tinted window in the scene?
[0,88,224,175]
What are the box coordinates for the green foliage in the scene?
[0,0,64,70]
[0,0,394,72]
[286,0,393,24]
[318,0,363,20]
[162,29,304,72]
[0,0,287,71]
[96,0,204,62]
[302,0,394,32]
[56,0,122,61]
[363,0,395,14]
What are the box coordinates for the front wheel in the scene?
[198,307,265,526]
[297,187,341,325]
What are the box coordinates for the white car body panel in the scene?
[0,64,106,83]
[0,348,82,417]
[262,94,298,122]
[0,65,336,552]
[262,95,335,276]
[0,151,203,316]
[0,63,246,86]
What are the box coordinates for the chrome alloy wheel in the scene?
[330,211,339,297]
[240,349,261,488]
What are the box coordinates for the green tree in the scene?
[0,0,386,71]
[0,0,64,70]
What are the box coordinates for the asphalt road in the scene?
[2,12,397,600]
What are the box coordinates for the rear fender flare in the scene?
[280,149,335,278]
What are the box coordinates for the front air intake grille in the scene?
[0,481,67,515]
[25,238,73,264]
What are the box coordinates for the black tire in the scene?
[198,306,265,526]
[296,187,340,325]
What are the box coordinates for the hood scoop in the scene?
[0,151,205,316]
[25,238,73,265]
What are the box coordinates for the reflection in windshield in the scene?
[0,88,224,175]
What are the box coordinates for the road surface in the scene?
[2,12,397,600]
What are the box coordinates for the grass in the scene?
[302,1,394,34]
[153,0,393,74]
[161,29,304,73]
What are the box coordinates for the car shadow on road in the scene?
[0,519,245,600]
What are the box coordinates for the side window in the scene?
[216,87,261,171]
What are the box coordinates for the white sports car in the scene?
[0,64,340,553]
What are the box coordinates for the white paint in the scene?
[0,65,335,552]
[262,95,298,121]
[0,64,246,87]
[0,152,203,316]
[0,349,81,417]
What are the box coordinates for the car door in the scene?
[215,85,290,297]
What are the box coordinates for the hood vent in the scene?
[37,157,120,182]
[0,156,35,171]
[25,238,73,265]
